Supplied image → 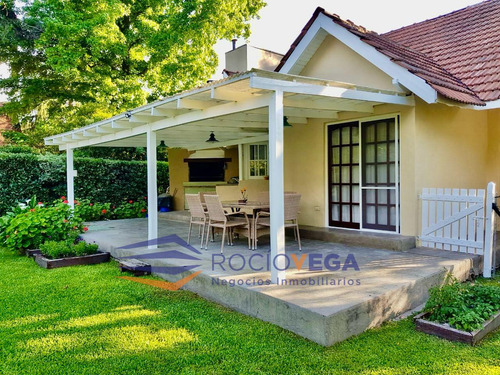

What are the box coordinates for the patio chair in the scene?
[254,193,302,251]
[185,194,208,248]
[204,194,251,253]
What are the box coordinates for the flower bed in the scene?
[415,277,500,345]
[34,239,109,269]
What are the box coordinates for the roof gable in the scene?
[276,7,485,106]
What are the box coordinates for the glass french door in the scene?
[328,118,399,232]
[328,122,360,229]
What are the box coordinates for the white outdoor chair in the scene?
[185,194,208,248]
[254,193,302,250]
[204,195,251,253]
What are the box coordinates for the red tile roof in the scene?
[384,0,500,102]
[276,3,500,106]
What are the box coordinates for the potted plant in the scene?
[238,187,248,204]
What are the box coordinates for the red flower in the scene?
[63,200,69,204]
[129,200,133,204]
[102,209,107,214]
[37,202,43,205]
[61,196,66,200]
[76,202,80,206]
[30,209,35,212]
[74,200,78,204]
[83,227,88,232]
[63,219,68,223]
[73,226,77,230]
[89,203,93,206]
[112,206,116,209]
[141,208,146,213]
[144,196,147,200]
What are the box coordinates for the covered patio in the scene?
[81,217,480,346]
[44,69,414,283]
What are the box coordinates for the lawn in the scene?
[1,249,499,375]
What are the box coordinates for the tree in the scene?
[0,0,265,147]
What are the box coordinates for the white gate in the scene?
[420,183,495,277]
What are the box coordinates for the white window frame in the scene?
[244,142,269,180]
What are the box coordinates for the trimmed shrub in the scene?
[0,152,168,214]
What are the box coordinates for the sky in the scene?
[211,0,482,79]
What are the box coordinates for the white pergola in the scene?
[45,69,414,283]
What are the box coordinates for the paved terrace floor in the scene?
[81,218,481,346]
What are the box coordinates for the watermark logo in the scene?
[117,234,202,291]
[116,235,362,290]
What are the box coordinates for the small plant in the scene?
[424,276,500,332]
[40,240,99,259]
[111,199,147,219]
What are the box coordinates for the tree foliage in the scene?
[0,0,265,147]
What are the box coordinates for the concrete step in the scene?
[300,225,416,251]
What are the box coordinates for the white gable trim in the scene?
[279,13,438,104]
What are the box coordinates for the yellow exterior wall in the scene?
[168,147,239,210]
[299,36,405,93]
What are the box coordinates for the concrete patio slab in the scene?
[82,218,481,346]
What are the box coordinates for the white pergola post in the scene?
[66,148,75,209]
[269,90,286,284]
[238,144,243,179]
[147,129,158,248]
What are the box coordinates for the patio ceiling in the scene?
[44,69,414,151]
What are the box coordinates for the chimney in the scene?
[232,39,237,50]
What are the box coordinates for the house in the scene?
[45,0,500,281]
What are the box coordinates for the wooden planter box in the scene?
[34,251,110,269]
[26,249,41,258]
[414,311,500,345]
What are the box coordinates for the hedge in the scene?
[0,152,169,215]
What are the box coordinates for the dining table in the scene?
[222,201,270,249]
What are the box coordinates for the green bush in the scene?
[424,277,500,332]
[2,198,84,253]
[0,151,168,215]
[40,240,99,259]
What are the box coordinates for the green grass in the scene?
[0,249,499,375]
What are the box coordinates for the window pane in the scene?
[365,165,375,184]
[342,146,350,164]
[377,122,387,141]
[250,145,255,160]
[377,144,387,162]
[331,186,340,202]
[378,206,388,225]
[365,189,376,204]
[389,121,396,140]
[332,204,340,221]
[378,190,388,204]
[342,205,350,222]
[365,144,375,163]
[341,167,350,183]
[377,165,388,183]
[250,161,256,176]
[332,147,340,164]
[341,127,350,144]
[352,186,360,203]
[352,145,359,164]
[389,164,396,184]
[332,167,340,183]
[365,124,375,142]
[352,126,359,143]
[352,166,360,183]
[259,145,267,159]
[332,129,340,146]
[365,205,376,224]
[390,190,396,204]
[352,205,360,223]
[342,185,350,203]
[389,143,396,162]
[390,207,396,226]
